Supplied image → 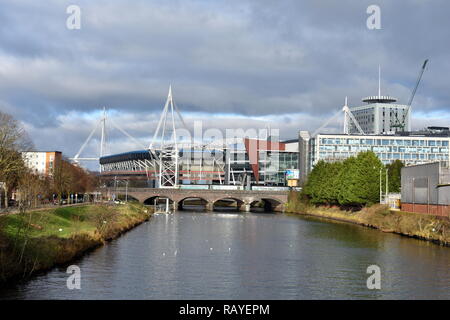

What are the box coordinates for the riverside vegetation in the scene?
[286,151,449,246]
[0,203,152,283]
[0,110,98,211]
[0,110,127,282]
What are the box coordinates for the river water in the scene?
[0,209,449,299]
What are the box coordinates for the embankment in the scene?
[0,203,152,283]
[286,193,450,247]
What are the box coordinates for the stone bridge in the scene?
[106,187,289,212]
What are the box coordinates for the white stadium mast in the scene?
[72,107,147,172]
[312,97,365,137]
[149,85,188,188]
[343,97,365,135]
[72,107,108,171]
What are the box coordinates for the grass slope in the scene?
[0,203,151,283]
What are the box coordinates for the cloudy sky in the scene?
[1,0,449,169]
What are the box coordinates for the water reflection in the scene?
[0,211,449,299]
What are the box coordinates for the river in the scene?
[0,209,449,299]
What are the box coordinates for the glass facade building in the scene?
[299,130,450,182]
[229,141,299,186]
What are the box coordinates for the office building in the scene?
[299,128,450,183]
[229,138,298,186]
[349,95,411,134]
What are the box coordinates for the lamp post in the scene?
[113,176,117,202]
[386,168,389,199]
[379,167,389,204]
[379,168,382,204]
[0,182,4,209]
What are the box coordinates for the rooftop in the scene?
[21,150,62,154]
[362,95,398,103]
[316,129,450,138]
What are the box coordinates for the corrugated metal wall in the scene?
[438,185,450,205]
[401,162,440,204]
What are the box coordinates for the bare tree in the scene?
[52,159,74,203]
[52,158,98,203]
[0,111,34,208]
[18,171,49,209]
[0,111,33,151]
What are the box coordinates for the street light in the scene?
[386,168,389,198]
[113,175,117,201]
[379,167,389,204]
[0,182,4,210]
[379,168,382,203]
[113,179,129,203]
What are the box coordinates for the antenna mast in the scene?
[378,65,381,98]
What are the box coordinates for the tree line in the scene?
[0,111,98,209]
[302,151,403,207]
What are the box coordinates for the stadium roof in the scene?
[99,150,152,165]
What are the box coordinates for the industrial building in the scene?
[401,162,450,217]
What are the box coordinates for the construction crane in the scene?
[391,59,429,131]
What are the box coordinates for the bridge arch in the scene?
[178,197,209,211]
[107,187,288,213]
[143,195,175,206]
[115,194,140,202]
[212,197,244,212]
[250,198,284,213]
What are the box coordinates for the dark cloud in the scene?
[0,0,449,169]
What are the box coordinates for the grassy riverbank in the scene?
[0,203,152,283]
[286,192,450,246]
